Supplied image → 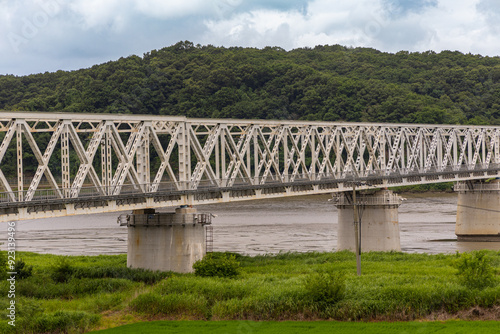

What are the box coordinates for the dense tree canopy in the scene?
[1,41,500,125]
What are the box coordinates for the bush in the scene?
[304,271,346,305]
[193,253,240,278]
[51,256,74,283]
[14,258,33,279]
[453,251,497,290]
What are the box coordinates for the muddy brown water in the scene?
[1,193,500,255]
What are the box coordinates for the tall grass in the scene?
[20,310,100,334]
[128,250,500,321]
[1,250,499,333]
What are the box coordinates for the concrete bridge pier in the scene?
[335,189,403,252]
[455,180,500,241]
[124,206,212,273]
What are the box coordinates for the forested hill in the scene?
[2,41,500,125]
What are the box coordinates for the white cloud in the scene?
[476,0,500,34]
[202,0,388,49]
[134,0,212,19]
[202,0,500,56]
[408,0,486,53]
[204,10,296,49]
[69,0,130,31]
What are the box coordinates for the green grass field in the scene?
[0,250,499,333]
[91,320,500,334]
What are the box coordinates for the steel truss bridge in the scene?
[0,111,499,222]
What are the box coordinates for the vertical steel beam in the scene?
[136,128,150,187]
[221,128,226,184]
[437,129,443,168]
[453,131,458,167]
[379,128,386,173]
[16,122,23,201]
[178,121,190,189]
[335,129,341,176]
[468,130,473,166]
[482,130,486,166]
[246,136,251,181]
[61,123,70,197]
[300,130,305,175]
[311,128,316,180]
[495,129,500,164]
[253,134,258,183]
[100,125,112,194]
[419,131,424,171]
[215,133,220,179]
[283,129,289,181]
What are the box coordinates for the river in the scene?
[1,193,500,255]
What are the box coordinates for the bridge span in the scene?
[0,111,499,222]
[2,111,500,272]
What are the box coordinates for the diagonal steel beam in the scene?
[24,121,65,201]
[68,122,105,197]
[19,120,63,201]
[150,125,180,192]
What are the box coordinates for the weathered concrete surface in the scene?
[456,180,500,241]
[127,207,207,273]
[336,190,402,252]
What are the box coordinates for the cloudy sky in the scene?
[1,0,499,76]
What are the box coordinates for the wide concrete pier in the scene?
[125,207,212,273]
[455,180,500,241]
[335,189,403,252]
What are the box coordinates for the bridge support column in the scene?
[335,189,403,252]
[126,207,212,273]
[455,180,500,241]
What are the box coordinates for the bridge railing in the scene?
[0,163,499,206]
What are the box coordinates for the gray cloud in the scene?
[477,0,500,33]
[383,0,438,17]
[1,0,499,76]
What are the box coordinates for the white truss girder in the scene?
[0,112,500,221]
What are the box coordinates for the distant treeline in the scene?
[2,40,500,125]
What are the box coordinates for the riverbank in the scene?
[1,250,499,333]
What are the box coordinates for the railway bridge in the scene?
[1,112,499,272]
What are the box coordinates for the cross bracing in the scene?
[0,111,499,222]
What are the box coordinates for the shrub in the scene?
[453,251,496,290]
[51,256,74,283]
[304,271,346,305]
[14,258,33,279]
[193,253,240,278]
